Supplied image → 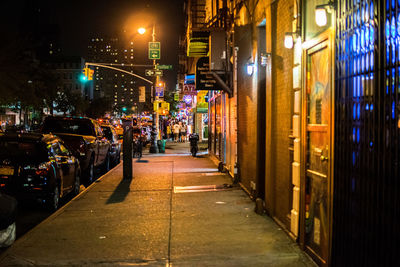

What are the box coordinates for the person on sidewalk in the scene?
[181,123,187,142]
[166,124,172,140]
[173,122,180,142]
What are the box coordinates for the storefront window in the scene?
[209,99,215,154]
[215,95,221,158]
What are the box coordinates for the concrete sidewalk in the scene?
[0,142,315,266]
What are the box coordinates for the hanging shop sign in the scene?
[196,90,209,113]
[183,84,197,95]
[195,57,224,91]
[174,92,180,101]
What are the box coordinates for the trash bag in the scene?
[0,222,16,248]
[0,193,17,248]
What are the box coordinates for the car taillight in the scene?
[36,162,50,176]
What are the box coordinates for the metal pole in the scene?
[149,23,159,153]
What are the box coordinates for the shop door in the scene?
[303,35,333,265]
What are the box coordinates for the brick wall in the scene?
[236,24,258,194]
[269,0,294,229]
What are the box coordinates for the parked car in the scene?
[0,132,80,210]
[114,125,124,143]
[100,124,121,166]
[41,116,111,185]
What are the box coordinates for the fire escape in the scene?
[187,0,208,58]
[182,0,232,96]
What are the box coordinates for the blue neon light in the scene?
[391,17,396,38]
[353,77,357,97]
[357,127,360,143]
[392,101,395,119]
[386,44,390,63]
[361,28,365,50]
[357,103,361,120]
[366,103,369,110]
[370,26,374,49]
[392,69,396,93]
[387,70,390,94]
[386,19,390,39]
[397,14,400,36]
[370,2,374,20]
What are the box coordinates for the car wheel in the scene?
[73,171,81,196]
[47,185,60,211]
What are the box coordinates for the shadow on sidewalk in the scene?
[106,178,132,204]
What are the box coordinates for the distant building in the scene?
[87,37,150,114]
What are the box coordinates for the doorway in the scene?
[302,32,333,266]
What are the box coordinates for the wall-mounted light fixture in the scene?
[315,1,335,27]
[284,32,295,49]
[246,61,255,76]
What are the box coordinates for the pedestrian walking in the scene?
[173,122,180,142]
[181,123,187,142]
[166,125,172,140]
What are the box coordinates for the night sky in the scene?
[0,0,185,89]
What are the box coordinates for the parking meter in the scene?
[122,119,133,180]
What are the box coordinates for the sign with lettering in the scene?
[195,57,223,91]
[139,86,146,102]
[149,42,161,60]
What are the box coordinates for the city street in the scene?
[0,142,314,266]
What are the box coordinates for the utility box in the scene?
[209,30,226,71]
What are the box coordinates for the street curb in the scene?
[0,162,122,262]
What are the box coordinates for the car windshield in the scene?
[101,126,113,140]
[42,119,94,136]
[0,140,47,163]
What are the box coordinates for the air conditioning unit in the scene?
[209,30,226,71]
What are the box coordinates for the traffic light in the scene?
[81,67,88,82]
[88,68,94,80]
[132,118,137,126]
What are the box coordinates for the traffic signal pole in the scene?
[149,23,159,153]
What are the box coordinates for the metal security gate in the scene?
[334,1,399,266]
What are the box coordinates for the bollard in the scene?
[122,119,133,180]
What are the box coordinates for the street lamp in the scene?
[138,23,159,153]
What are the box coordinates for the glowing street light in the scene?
[138,27,146,35]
